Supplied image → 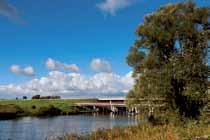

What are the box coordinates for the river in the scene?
[0,114,139,140]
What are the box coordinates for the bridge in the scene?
[74,97,168,114]
[75,98,138,114]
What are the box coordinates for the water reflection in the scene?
[0,114,139,140]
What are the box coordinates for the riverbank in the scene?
[59,122,210,140]
[0,99,97,119]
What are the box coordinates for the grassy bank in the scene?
[0,99,96,119]
[59,123,210,140]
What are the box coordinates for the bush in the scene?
[34,105,62,116]
[32,95,61,100]
[32,95,40,99]
[23,96,27,100]
[31,105,36,109]
[40,96,61,99]
[0,104,24,119]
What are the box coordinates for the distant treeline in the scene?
[32,95,61,99]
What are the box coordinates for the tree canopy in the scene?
[127,2,209,119]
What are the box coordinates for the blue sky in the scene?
[0,0,209,98]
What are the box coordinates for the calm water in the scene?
[0,114,139,140]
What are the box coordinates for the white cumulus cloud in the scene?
[96,0,136,15]
[46,58,79,72]
[0,71,134,98]
[10,65,21,74]
[46,58,57,70]
[23,66,35,76]
[90,58,112,73]
[10,65,35,76]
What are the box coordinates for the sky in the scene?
[0,0,209,99]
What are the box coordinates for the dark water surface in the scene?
[0,114,139,140]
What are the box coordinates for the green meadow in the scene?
[0,99,97,119]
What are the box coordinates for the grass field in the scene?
[61,123,210,140]
[0,99,97,118]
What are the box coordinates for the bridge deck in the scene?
[75,103,126,107]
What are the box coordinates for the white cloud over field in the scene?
[0,71,133,98]
[1,58,134,98]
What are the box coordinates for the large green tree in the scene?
[127,2,209,118]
